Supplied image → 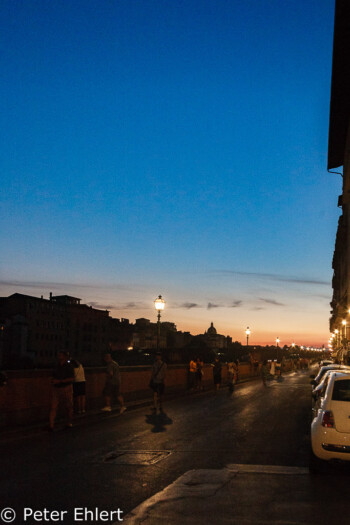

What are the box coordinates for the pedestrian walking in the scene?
[249,352,255,376]
[227,361,236,395]
[71,359,86,414]
[253,359,259,376]
[189,358,197,391]
[213,356,222,391]
[195,357,204,390]
[101,353,126,414]
[150,351,167,412]
[49,350,74,431]
[261,360,269,387]
[234,360,239,384]
[270,360,276,378]
[276,361,281,378]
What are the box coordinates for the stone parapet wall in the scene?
[0,361,293,428]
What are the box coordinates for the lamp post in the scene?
[245,327,251,347]
[154,295,165,351]
[276,337,280,361]
[335,329,339,351]
[342,319,347,340]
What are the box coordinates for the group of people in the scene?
[189,358,204,391]
[188,357,239,393]
[49,350,167,431]
[49,350,87,431]
[260,358,310,386]
[51,352,287,430]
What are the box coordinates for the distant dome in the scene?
[207,322,217,335]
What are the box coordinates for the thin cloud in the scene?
[231,300,243,308]
[116,302,149,310]
[87,302,115,310]
[207,302,221,309]
[0,279,134,292]
[180,302,201,309]
[212,270,329,286]
[259,297,285,306]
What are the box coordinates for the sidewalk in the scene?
[121,464,313,525]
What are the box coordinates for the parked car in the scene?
[319,359,334,367]
[312,369,350,412]
[310,364,350,387]
[310,371,350,471]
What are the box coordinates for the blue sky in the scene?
[0,0,340,345]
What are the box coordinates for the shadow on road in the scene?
[145,411,173,433]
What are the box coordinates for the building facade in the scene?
[0,293,132,368]
[328,0,350,359]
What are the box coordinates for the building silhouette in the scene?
[202,322,232,350]
[328,0,350,361]
[0,293,132,368]
[0,294,234,368]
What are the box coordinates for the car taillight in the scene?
[321,411,335,428]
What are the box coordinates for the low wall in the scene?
[0,361,292,428]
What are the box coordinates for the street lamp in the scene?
[154,295,165,351]
[276,337,280,361]
[342,319,347,340]
[245,327,251,347]
[335,328,339,349]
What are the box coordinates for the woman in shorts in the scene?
[71,359,86,414]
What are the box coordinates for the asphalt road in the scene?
[2,369,350,525]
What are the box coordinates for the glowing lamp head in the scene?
[245,327,251,336]
[342,319,347,326]
[335,329,339,334]
[154,295,165,311]
[276,337,280,345]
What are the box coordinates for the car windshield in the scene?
[332,379,350,402]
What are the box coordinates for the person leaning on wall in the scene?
[49,350,74,431]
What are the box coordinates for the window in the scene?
[332,379,350,402]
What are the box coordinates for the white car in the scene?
[312,369,350,412]
[320,359,334,367]
[311,371,350,470]
[310,364,350,387]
